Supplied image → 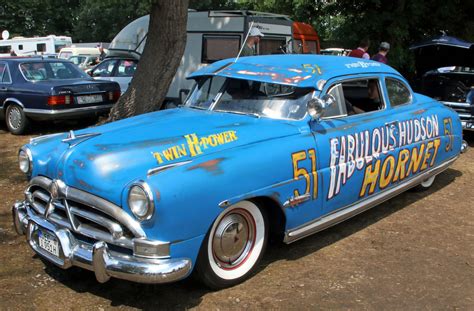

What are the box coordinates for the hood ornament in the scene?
[62,130,101,148]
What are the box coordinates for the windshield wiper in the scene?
[215,110,261,118]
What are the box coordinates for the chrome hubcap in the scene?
[212,211,255,269]
[8,107,22,129]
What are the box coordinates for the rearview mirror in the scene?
[307,94,335,120]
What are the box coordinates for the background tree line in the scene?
[1,0,472,76]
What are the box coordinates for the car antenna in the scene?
[235,21,254,63]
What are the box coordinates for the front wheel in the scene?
[6,104,30,135]
[195,200,268,289]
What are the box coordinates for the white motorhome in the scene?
[0,35,72,57]
[106,10,293,103]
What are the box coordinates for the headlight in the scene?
[18,147,33,175]
[128,182,154,221]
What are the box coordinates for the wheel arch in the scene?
[249,196,287,243]
[2,98,25,115]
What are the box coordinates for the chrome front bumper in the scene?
[12,201,192,284]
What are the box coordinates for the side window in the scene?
[19,45,23,51]
[323,78,385,118]
[92,60,117,77]
[0,46,11,54]
[259,37,287,55]
[386,78,412,107]
[0,63,11,83]
[323,84,348,118]
[202,35,240,63]
[37,43,46,52]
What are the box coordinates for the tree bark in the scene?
[106,0,189,122]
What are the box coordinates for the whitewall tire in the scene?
[195,200,268,289]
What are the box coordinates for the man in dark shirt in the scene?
[371,42,390,64]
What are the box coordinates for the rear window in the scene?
[20,61,88,81]
[386,78,412,107]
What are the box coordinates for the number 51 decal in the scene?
[291,149,318,200]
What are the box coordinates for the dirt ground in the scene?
[0,121,473,310]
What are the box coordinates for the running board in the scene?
[283,156,458,244]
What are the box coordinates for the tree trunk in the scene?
[106,0,188,122]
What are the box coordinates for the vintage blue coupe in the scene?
[12,55,466,289]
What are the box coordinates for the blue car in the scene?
[0,57,121,134]
[12,55,466,289]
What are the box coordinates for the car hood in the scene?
[38,108,303,203]
[409,34,474,75]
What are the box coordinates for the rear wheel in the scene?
[414,175,436,191]
[6,104,29,135]
[195,200,268,289]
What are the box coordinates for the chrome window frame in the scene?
[320,75,387,119]
[384,77,413,108]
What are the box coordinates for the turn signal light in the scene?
[48,95,72,105]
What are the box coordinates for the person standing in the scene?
[371,42,390,64]
[98,45,107,61]
[348,39,370,59]
[240,27,264,57]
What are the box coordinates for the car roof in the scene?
[2,57,69,63]
[188,54,401,89]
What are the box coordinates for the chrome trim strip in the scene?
[284,156,458,244]
[62,132,101,148]
[441,101,472,108]
[23,104,113,115]
[283,193,311,208]
[147,160,192,177]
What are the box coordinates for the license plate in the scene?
[38,230,60,257]
[77,94,103,104]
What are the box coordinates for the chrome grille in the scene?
[26,176,145,250]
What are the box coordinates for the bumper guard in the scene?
[12,201,192,284]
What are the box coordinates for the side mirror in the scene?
[307,94,336,120]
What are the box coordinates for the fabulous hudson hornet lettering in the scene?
[12,55,467,289]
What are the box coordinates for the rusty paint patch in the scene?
[78,179,94,191]
[412,109,426,115]
[155,189,161,202]
[73,159,85,168]
[186,158,225,175]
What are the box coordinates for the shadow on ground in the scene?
[37,167,462,309]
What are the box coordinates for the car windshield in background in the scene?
[20,61,89,81]
[68,56,87,65]
[185,76,313,120]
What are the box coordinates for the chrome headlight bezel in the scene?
[18,146,33,175]
[127,181,155,221]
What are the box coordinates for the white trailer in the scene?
[0,35,72,57]
[107,10,293,103]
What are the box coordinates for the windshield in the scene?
[185,76,314,120]
[68,56,87,65]
[20,61,89,81]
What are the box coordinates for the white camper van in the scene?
[104,10,293,103]
[0,35,72,57]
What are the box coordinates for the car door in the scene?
[112,59,137,94]
[91,59,118,83]
[310,75,403,214]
